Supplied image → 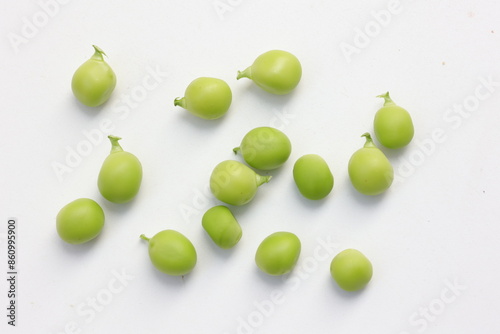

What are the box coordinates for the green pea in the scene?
[348,133,393,196]
[56,198,105,244]
[293,154,334,200]
[174,77,232,120]
[237,50,302,95]
[202,206,242,249]
[71,45,116,107]
[233,127,291,170]
[374,92,414,148]
[98,135,142,203]
[140,230,197,276]
[255,232,301,276]
[210,160,271,206]
[330,249,373,292]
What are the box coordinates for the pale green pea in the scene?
[237,50,302,95]
[255,232,301,276]
[233,127,291,170]
[202,206,242,249]
[293,154,334,200]
[374,92,414,149]
[140,230,197,276]
[348,133,393,196]
[98,135,142,203]
[72,45,116,107]
[56,198,105,244]
[174,77,232,120]
[210,160,271,206]
[330,249,373,292]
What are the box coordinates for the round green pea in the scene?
[210,160,271,206]
[237,50,302,95]
[330,249,373,292]
[56,198,105,244]
[202,206,242,249]
[374,92,414,149]
[98,135,142,203]
[255,232,301,276]
[71,45,116,107]
[293,154,334,200]
[140,230,197,276]
[174,77,232,120]
[348,133,394,196]
[233,127,292,170]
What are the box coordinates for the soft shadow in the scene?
[56,233,101,254]
[265,164,288,180]
[244,82,299,109]
[172,107,228,132]
[254,266,289,287]
[330,276,368,300]
[71,96,107,116]
[290,179,332,209]
[99,197,138,216]
[228,199,260,219]
[199,228,236,261]
[379,143,412,161]
[346,177,389,207]
[148,264,192,286]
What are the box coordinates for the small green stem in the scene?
[233,147,241,154]
[236,67,252,80]
[140,234,150,242]
[256,174,272,187]
[361,133,376,148]
[174,97,186,108]
[108,135,123,153]
[376,92,395,106]
[91,45,106,61]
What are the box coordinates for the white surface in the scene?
[1,0,500,333]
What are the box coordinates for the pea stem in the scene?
[361,133,376,148]
[236,67,252,80]
[91,45,107,61]
[256,174,272,187]
[108,135,123,153]
[376,92,395,106]
[174,97,187,109]
[233,147,241,154]
[140,234,150,242]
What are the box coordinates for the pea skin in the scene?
[174,77,232,120]
[237,50,302,95]
[348,133,393,196]
[72,45,116,107]
[98,135,142,204]
[234,127,292,171]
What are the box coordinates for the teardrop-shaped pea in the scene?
[348,133,393,195]
[71,45,116,107]
[237,50,302,95]
[209,160,271,206]
[98,135,142,203]
[374,92,414,149]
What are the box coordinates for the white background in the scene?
[1,0,500,333]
